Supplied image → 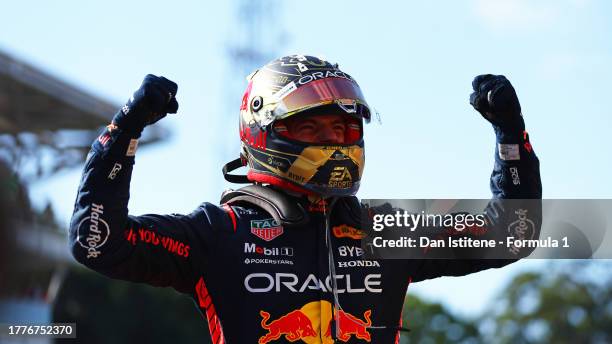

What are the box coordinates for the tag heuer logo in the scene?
[250,218,284,241]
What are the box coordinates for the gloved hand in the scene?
[112,74,179,135]
[469,74,524,133]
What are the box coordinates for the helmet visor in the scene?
[272,77,371,123]
[273,111,363,145]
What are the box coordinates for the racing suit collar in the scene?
[268,185,333,214]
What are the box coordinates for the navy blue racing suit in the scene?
[69,123,541,343]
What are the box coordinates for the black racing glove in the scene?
[469,74,525,134]
[111,74,179,136]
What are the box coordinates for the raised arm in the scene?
[69,75,228,293]
[413,74,542,281]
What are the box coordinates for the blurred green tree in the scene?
[478,261,612,343]
[400,261,612,343]
[400,292,481,344]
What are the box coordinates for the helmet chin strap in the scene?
[222,158,250,183]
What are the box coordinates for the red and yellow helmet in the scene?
[224,55,372,197]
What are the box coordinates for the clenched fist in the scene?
[469,74,525,132]
[112,74,179,134]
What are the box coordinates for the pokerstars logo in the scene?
[244,243,293,257]
[250,218,284,241]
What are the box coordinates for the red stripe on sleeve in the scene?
[222,204,238,232]
[195,277,226,344]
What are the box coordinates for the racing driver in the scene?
[70,55,542,343]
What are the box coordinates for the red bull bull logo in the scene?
[259,301,372,343]
[324,309,372,342]
[259,310,317,344]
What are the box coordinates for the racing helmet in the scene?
[223,55,372,197]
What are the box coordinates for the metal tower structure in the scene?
[221,0,287,161]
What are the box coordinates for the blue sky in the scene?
[3,0,611,318]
